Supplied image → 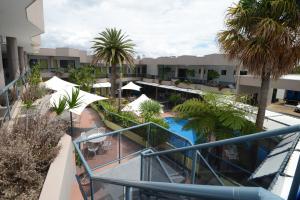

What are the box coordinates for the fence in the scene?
[74,123,300,200]
[0,70,31,125]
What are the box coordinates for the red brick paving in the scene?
[72,107,144,200]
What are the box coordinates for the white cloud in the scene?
[42,0,238,58]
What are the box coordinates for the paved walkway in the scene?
[267,103,300,118]
[71,107,106,200]
[72,107,105,139]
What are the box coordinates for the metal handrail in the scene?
[143,125,300,157]
[74,122,300,199]
[0,69,30,95]
[90,176,282,200]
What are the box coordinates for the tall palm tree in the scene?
[218,0,300,129]
[92,28,135,110]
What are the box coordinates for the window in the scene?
[203,70,206,74]
[233,70,236,75]
[240,71,248,75]
[60,60,75,68]
[221,70,227,75]
[198,69,201,74]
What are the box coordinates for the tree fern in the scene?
[173,92,256,142]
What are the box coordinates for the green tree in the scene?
[29,64,41,87]
[58,88,83,135]
[186,69,195,81]
[174,93,256,142]
[147,117,169,129]
[218,0,300,129]
[292,66,300,74]
[139,100,162,122]
[207,70,220,81]
[69,66,95,92]
[92,28,135,111]
[168,93,181,107]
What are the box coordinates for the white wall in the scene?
[276,89,286,100]
[239,75,300,91]
[140,54,238,83]
[39,134,76,200]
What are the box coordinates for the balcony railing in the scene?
[0,70,31,125]
[73,122,300,200]
[40,67,147,79]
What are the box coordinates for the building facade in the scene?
[237,74,300,105]
[140,54,248,86]
[29,47,92,69]
[0,0,44,88]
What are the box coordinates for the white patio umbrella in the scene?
[121,81,141,91]
[93,82,111,96]
[50,87,107,134]
[92,82,111,88]
[122,94,163,116]
[44,76,78,91]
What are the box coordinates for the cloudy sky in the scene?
[42,0,237,58]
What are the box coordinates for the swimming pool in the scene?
[164,117,197,144]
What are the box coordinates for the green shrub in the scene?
[96,101,138,128]
[52,96,67,115]
[148,117,169,129]
[29,64,41,86]
[69,66,95,92]
[168,93,181,106]
[207,70,220,81]
[183,80,191,84]
[21,86,47,109]
[174,80,181,85]
[139,100,161,122]
[186,69,195,77]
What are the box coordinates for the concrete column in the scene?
[235,64,242,95]
[0,45,5,89]
[49,56,54,68]
[175,66,178,77]
[6,37,20,81]
[267,87,273,105]
[18,46,25,75]
[24,51,28,71]
[200,67,204,79]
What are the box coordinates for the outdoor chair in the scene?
[87,142,99,157]
[80,132,87,149]
[98,127,106,134]
[101,140,112,152]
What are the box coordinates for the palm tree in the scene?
[69,66,96,92]
[52,96,67,115]
[218,0,300,129]
[92,28,135,111]
[174,93,256,142]
[50,88,82,135]
[66,88,83,135]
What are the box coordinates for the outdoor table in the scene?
[88,133,107,143]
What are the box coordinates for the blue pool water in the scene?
[164,117,197,145]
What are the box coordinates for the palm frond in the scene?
[52,96,67,115]
[218,0,300,78]
[66,88,83,109]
